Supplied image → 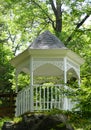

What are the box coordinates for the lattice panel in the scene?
[67,59,80,77]
[33,58,64,71]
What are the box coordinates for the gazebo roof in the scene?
[11,31,84,68]
[29,31,66,49]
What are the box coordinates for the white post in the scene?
[63,57,68,110]
[78,69,80,87]
[64,57,67,86]
[30,56,34,112]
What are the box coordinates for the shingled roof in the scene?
[29,31,66,49]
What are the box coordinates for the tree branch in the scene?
[50,0,62,33]
[65,14,90,43]
[49,0,57,16]
[76,14,90,29]
[31,0,55,30]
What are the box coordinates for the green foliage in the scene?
[0,0,91,129]
[0,117,22,129]
[0,44,13,93]
[12,72,30,91]
[13,117,22,123]
[0,117,12,129]
[47,109,91,130]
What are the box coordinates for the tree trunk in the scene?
[50,0,62,35]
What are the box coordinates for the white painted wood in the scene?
[39,86,42,110]
[15,84,78,116]
[64,57,67,84]
[30,56,34,112]
[43,86,45,110]
[15,86,31,116]
[13,31,84,117]
[47,86,49,110]
[63,57,69,110]
[78,74,80,87]
[51,86,53,109]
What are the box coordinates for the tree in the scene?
[0,43,13,93]
[1,1,91,128]
[1,0,91,53]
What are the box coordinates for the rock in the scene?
[2,121,14,130]
[2,114,74,130]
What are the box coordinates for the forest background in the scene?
[0,0,91,129]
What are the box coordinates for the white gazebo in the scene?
[11,31,84,117]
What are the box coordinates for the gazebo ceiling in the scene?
[33,63,63,76]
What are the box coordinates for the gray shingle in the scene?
[29,31,66,49]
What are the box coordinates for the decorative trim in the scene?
[67,59,80,77]
[33,58,64,71]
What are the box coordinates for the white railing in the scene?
[15,86,30,116]
[34,84,63,111]
[15,84,74,116]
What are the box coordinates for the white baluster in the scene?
[39,86,41,110]
[46,86,49,110]
[58,85,60,109]
[51,86,53,109]
[44,86,45,110]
